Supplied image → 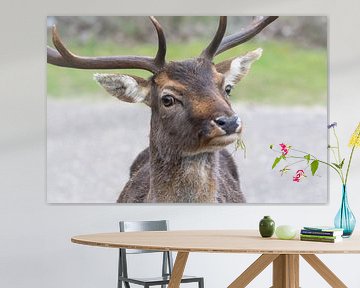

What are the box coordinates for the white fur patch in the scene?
[224,48,263,86]
[94,73,147,103]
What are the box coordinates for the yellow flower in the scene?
[349,122,360,148]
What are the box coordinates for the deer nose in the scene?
[214,116,241,134]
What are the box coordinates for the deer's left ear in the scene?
[94,73,151,106]
[215,48,263,85]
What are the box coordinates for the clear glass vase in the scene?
[334,185,356,237]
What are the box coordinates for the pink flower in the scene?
[293,169,305,182]
[279,143,289,155]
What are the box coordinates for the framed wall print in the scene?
[47,16,327,203]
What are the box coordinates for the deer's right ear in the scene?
[94,74,151,106]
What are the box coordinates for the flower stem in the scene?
[290,148,319,160]
[332,127,345,181]
[286,155,344,183]
[289,147,345,184]
[285,159,306,168]
[330,148,339,164]
[333,127,342,165]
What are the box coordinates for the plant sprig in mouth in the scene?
[235,135,247,159]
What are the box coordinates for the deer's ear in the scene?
[216,48,263,85]
[94,73,151,106]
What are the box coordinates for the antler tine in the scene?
[215,16,279,56]
[200,16,227,60]
[149,16,166,67]
[47,23,163,73]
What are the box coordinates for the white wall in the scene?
[1,1,360,287]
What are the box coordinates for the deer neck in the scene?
[148,144,218,203]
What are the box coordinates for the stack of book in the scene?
[300,226,344,243]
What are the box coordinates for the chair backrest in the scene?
[119,220,169,254]
[120,220,168,232]
[118,220,174,283]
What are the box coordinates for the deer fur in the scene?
[95,48,262,203]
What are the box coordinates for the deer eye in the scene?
[161,95,175,107]
[225,84,232,96]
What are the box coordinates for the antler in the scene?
[47,16,167,73]
[200,16,227,59]
[200,16,279,60]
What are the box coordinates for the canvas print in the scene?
[47,16,328,203]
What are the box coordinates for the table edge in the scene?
[71,236,360,255]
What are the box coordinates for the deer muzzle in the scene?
[214,115,241,135]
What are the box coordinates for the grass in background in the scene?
[47,40,327,106]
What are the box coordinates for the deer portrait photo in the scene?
[47,16,328,204]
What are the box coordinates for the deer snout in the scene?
[214,115,241,135]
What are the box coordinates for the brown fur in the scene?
[118,148,244,203]
[215,59,233,74]
[116,57,247,203]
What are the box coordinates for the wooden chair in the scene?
[118,220,204,288]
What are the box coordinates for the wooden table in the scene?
[71,230,360,288]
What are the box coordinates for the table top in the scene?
[71,230,360,254]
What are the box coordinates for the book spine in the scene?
[301,230,336,236]
[300,233,337,240]
[300,237,337,243]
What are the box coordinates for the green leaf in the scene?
[272,157,282,169]
[339,158,345,169]
[332,162,341,169]
[270,144,274,149]
[332,159,345,170]
[310,160,319,176]
[304,154,311,164]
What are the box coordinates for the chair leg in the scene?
[199,278,204,288]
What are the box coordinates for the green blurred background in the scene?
[47,16,327,106]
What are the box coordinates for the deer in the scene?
[47,16,278,203]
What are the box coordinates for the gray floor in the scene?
[47,98,328,203]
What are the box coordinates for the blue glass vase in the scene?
[334,185,356,237]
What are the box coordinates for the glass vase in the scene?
[334,185,356,237]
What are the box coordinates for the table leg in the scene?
[272,254,299,288]
[301,254,347,288]
[228,254,279,288]
[228,253,348,288]
[168,251,189,288]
